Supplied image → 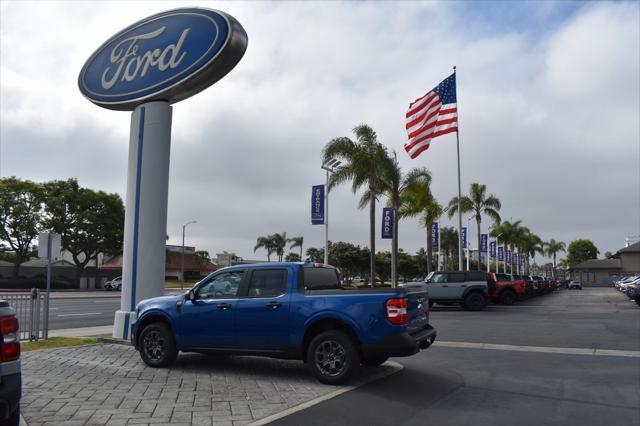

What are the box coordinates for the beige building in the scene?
[570,241,640,285]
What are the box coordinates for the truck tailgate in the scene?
[404,289,429,334]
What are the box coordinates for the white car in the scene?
[105,276,122,291]
[568,281,582,290]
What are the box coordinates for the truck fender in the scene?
[134,309,177,347]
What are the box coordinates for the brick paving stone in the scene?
[22,344,398,425]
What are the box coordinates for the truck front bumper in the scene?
[362,325,437,359]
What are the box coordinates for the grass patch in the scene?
[21,337,100,352]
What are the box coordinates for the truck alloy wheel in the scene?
[139,322,177,368]
[499,290,516,305]
[463,292,487,311]
[308,330,360,385]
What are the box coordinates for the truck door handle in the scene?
[265,302,282,309]
[461,285,467,287]
[442,285,449,288]
[216,303,232,310]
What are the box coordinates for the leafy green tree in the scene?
[254,235,276,262]
[544,239,566,276]
[440,226,459,271]
[490,220,525,273]
[448,183,501,270]
[305,246,324,262]
[270,232,288,262]
[194,250,211,265]
[43,179,125,282]
[378,151,432,286]
[0,178,45,279]
[323,124,389,286]
[288,236,304,259]
[566,239,599,267]
[285,252,301,262]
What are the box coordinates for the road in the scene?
[270,288,640,426]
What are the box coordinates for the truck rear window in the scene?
[303,268,342,290]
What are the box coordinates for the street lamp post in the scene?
[466,216,473,271]
[437,207,449,271]
[181,220,196,291]
[321,159,341,265]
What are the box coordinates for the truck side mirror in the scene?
[187,290,196,302]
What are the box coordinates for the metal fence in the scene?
[2,289,49,341]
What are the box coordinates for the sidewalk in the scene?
[21,344,402,425]
[48,325,115,338]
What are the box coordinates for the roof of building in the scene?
[612,241,640,257]
[20,258,76,268]
[100,252,217,273]
[571,258,621,270]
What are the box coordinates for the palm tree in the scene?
[447,183,501,270]
[379,151,432,286]
[519,231,543,274]
[323,124,388,286]
[440,227,459,271]
[490,220,523,273]
[397,167,438,274]
[544,239,566,277]
[288,236,304,260]
[254,235,276,262]
[270,232,288,262]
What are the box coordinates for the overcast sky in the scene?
[1,1,639,264]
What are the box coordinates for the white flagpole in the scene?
[454,66,463,271]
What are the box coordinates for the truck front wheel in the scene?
[307,330,360,385]
[499,289,517,305]
[139,322,178,368]
[462,292,487,311]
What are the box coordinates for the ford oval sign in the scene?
[79,8,247,110]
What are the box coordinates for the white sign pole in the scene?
[113,101,172,340]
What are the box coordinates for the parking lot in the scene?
[21,287,640,426]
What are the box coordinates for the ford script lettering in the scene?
[79,8,247,110]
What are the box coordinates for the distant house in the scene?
[570,241,640,285]
[100,245,218,281]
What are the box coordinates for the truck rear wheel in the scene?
[462,292,487,311]
[499,289,516,305]
[139,322,178,368]
[307,330,360,385]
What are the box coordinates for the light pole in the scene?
[181,220,196,291]
[466,216,473,271]
[490,230,503,273]
[321,159,341,265]
[437,207,449,271]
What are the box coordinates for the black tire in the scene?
[138,322,178,368]
[499,289,517,305]
[362,355,389,367]
[462,292,487,311]
[5,405,19,426]
[307,330,360,385]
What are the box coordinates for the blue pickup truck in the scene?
[132,262,436,384]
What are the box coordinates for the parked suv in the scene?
[0,300,21,425]
[421,271,489,311]
[488,273,524,305]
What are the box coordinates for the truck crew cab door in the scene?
[235,268,292,351]
[178,269,245,350]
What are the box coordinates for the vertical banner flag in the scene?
[513,253,518,266]
[404,73,458,159]
[431,222,439,246]
[506,250,512,264]
[382,208,393,239]
[311,185,325,225]
[498,246,504,261]
[519,254,524,267]
[461,227,467,248]
[490,241,496,259]
[480,234,488,252]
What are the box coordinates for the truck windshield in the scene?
[303,267,342,290]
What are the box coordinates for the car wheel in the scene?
[462,292,487,311]
[139,322,177,368]
[362,355,389,367]
[499,289,517,305]
[307,330,360,385]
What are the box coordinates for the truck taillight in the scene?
[386,298,408,325]
[1,315,20,362]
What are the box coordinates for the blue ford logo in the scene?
[79,8,247,110]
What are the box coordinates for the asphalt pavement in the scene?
[269,288,640,426]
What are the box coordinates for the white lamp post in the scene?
[181,220,196,291]
[321,160,341,265]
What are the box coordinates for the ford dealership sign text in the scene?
[79,8,247,110]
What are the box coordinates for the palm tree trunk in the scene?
[476,217,482,271]
[369,189,376,287]
[426,221,433,275]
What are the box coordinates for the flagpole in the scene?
[454,66,463,271]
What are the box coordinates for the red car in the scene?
[488,273,526,305]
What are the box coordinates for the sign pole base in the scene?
[113,101,172,341]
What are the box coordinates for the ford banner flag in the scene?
[431,222,439,246]
[506,250,512,263]
[490,241,496,258]
[382,208,393,239]
[498,246,504,261]
[480,234,488,252]
[311,185,325,225]
[461,227,467,248]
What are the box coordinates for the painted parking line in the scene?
[56,312,103,317]
[436,341,640,358]
[247,361,404,426]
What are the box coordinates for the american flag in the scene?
[404,73,458,159]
